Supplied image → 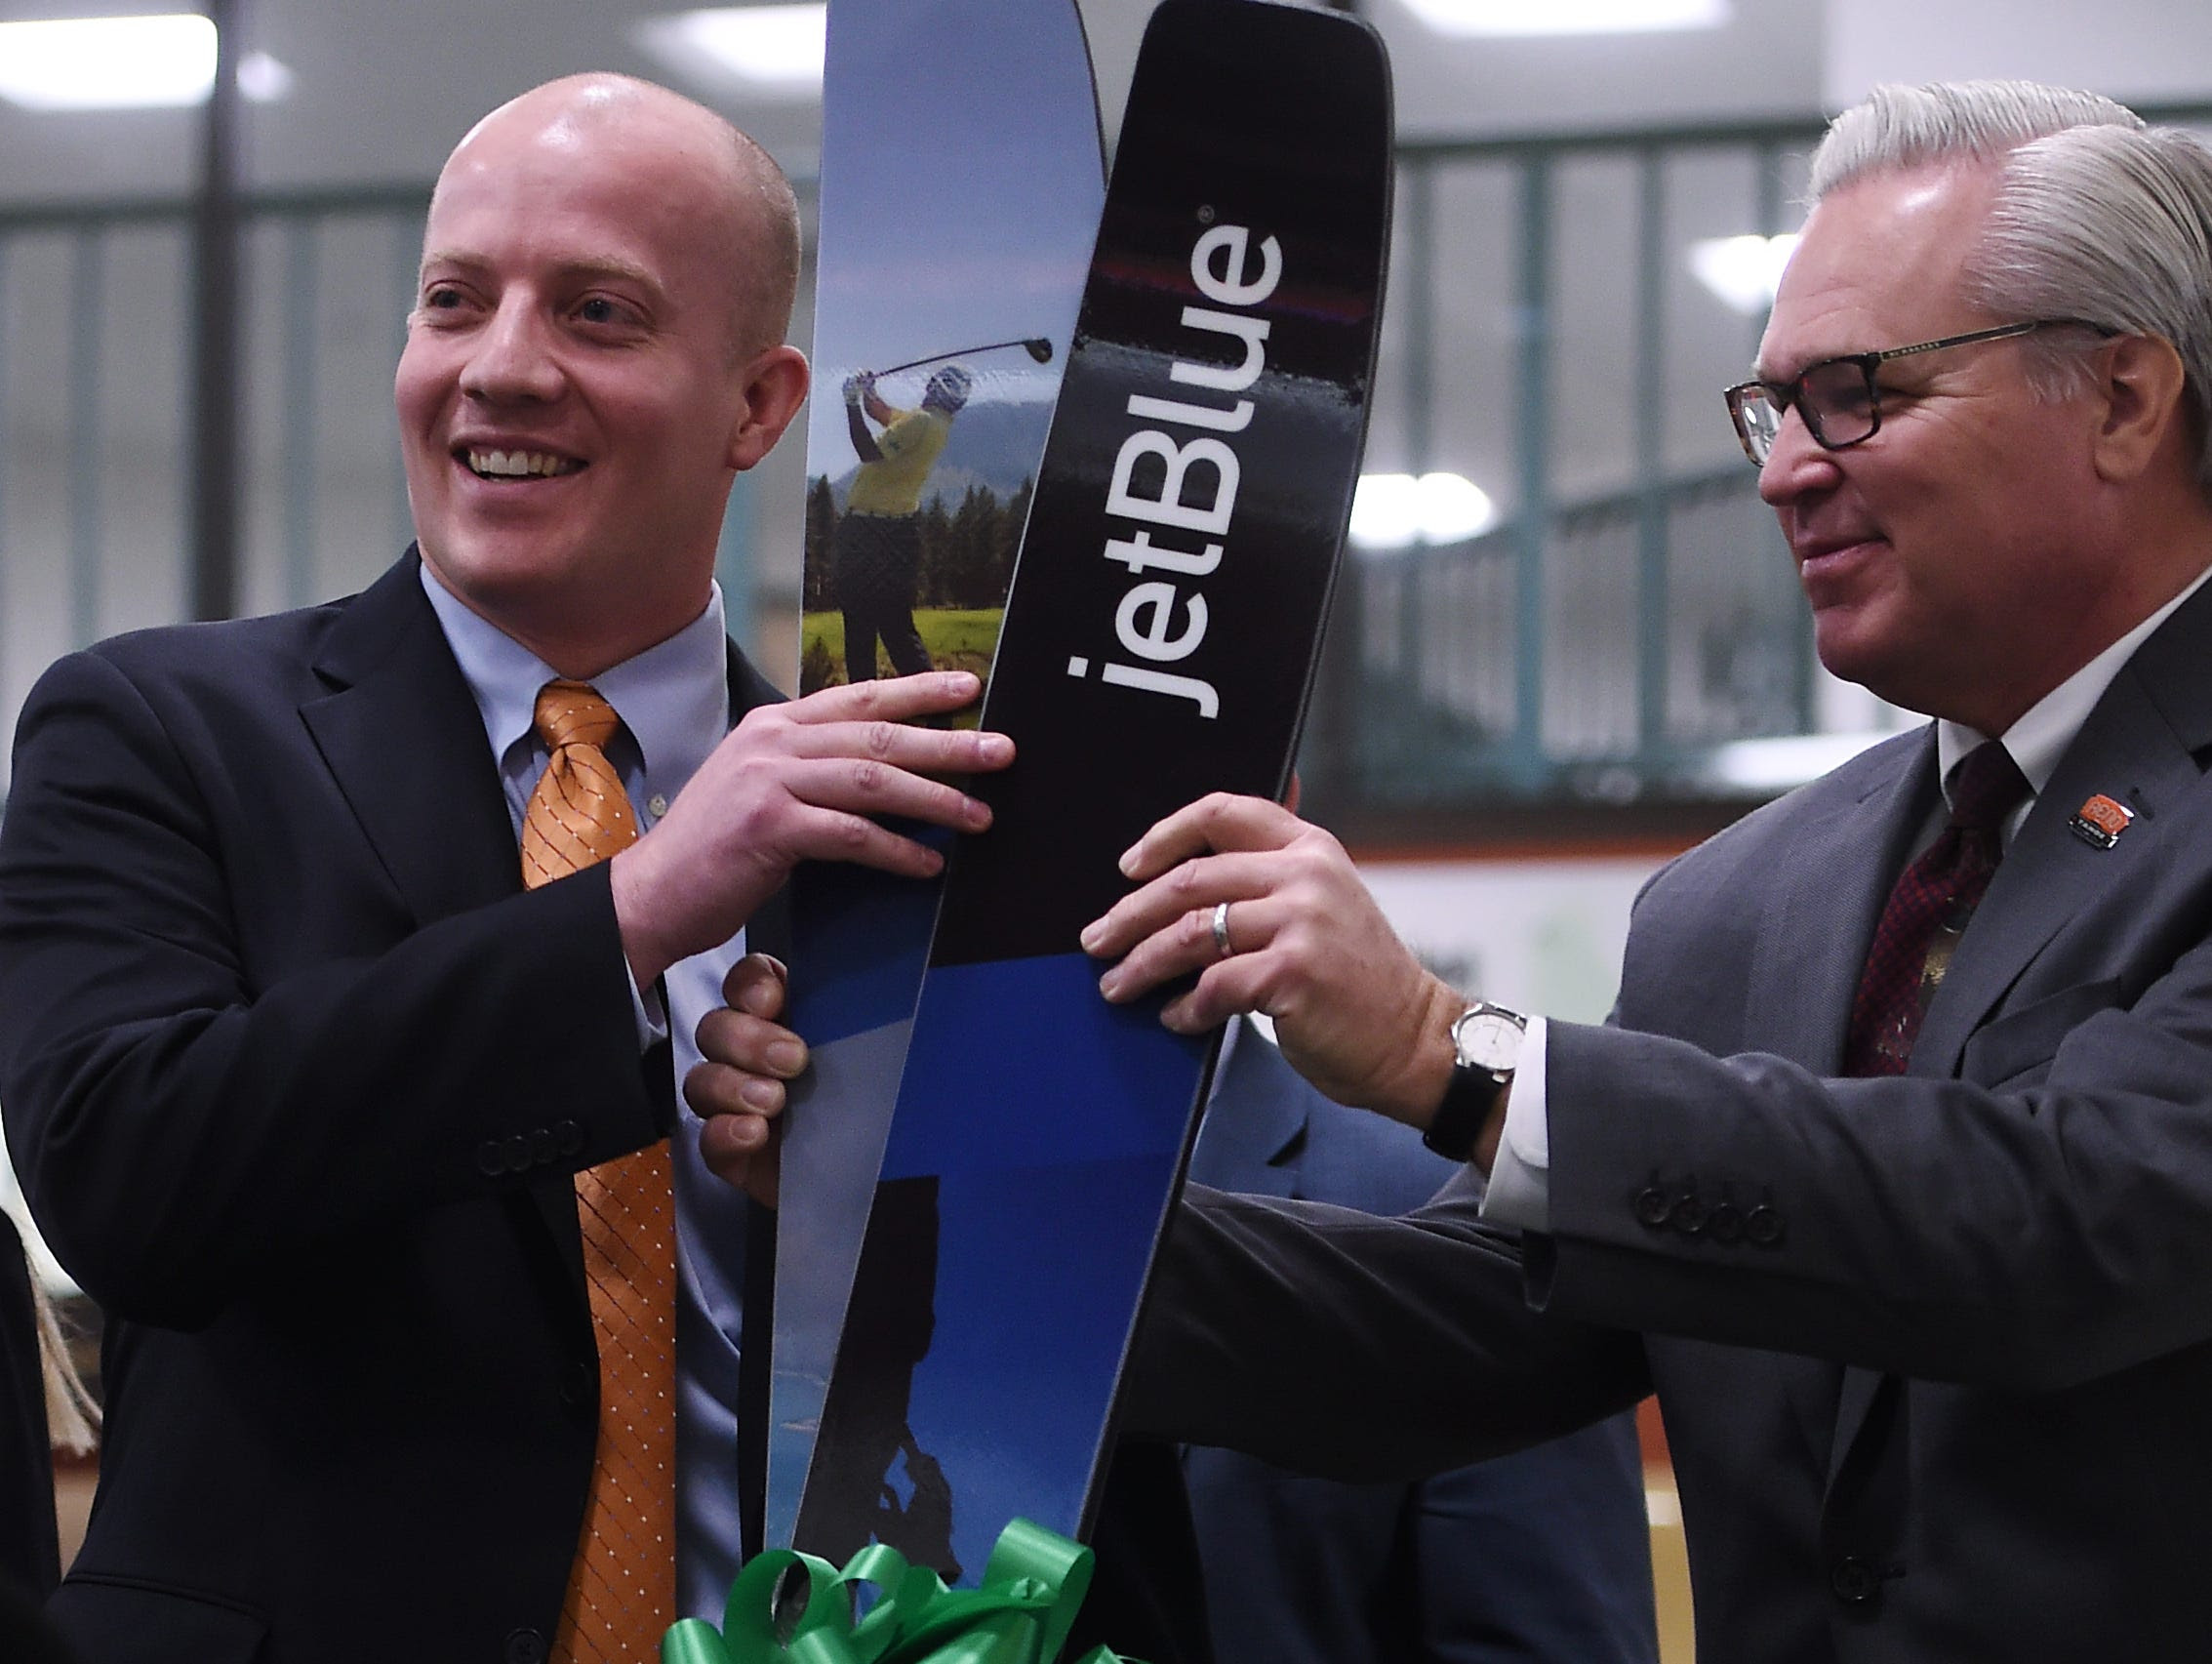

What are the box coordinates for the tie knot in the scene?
[1946,741,2031,834]
[535,679,622,752]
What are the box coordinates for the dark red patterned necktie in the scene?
[1842,741,2031,1077]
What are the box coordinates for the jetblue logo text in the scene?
[1065,223,1281,718]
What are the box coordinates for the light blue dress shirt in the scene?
[418,564,755,1618]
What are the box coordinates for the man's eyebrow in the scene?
[562,257,660,291]
[417,249,484,283]
[415,251,663,293]
[1750,346,1841,385]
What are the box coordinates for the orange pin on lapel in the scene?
[2069,793,2134,850]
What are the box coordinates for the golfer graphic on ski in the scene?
[801,336,1056,694]
[834,360,971,682]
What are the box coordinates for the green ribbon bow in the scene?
[664,1518,1132,1664]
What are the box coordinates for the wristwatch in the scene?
[1423,1000,1526,1161]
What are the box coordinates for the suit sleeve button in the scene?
[504,1628,548,1664]
[1830,1557,1881,1606]
[503,1134,530,1172]
[1669,1195,1709,1236]
[530,1127,557,1165]
[1633,1187,1673,1228]
[1745,1204,1785,1246]
[1706,1201,1744,1243]
[556,1119,585,1157]
[477,1140,507,1177]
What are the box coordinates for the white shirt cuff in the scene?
[1478,1014,1549,1233]
[629,973,669,1051]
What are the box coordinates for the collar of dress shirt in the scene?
[1934,560,2212,838]
[418,560,732,806]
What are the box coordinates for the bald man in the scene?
[0,75,1014,1664]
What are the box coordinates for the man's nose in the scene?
[460,298,563,404]
[1756,405,1841,507]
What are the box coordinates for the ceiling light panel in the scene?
[0,14,213,109]
[1397,0,1729,38]
[1688,232,1799,315]
[1350,472,1499,550]
[0,15,291,110]
[636,5,828,92]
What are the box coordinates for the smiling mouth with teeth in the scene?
[463,448,583,479]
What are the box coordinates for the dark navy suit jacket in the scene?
[1183,1021,1657,1664]
[0,1213,59,1602]
[0,555,781,1663]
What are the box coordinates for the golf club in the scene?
[867,336,1056,379]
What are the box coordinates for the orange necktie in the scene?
[522,679,676,1660]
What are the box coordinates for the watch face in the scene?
[1456,1010,1523,1073]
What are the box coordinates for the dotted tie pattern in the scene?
[1843,740,2031,1077]
[521,679,675,1661]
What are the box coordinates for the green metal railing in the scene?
[1297,102,2212,815]
[0,187,432,794]
[1299,116,1819,812]
[5,103,2210,812]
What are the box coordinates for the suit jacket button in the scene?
[530,1126,557,1166]
[1633,1187,1672,1228]
[1669,1195,1708,1236]
[503,1133,531,1172]
[1706,1201,1744,1243]
[1830,1557,1880,1605]
[556,1119,585,1157]
[477,1140,508,1177]
[504,1628,547,1664]
[560,1360,594,1408]
[1745,1204,1785,1246]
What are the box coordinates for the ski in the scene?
[794,0,1394,1584]
[767,0,1105,1558]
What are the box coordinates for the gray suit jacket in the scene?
[1131,578,2212,1663]
[1182,1023,1656,1664]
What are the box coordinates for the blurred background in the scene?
[1,1,2209,1653]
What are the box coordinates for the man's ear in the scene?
[727,345,811,471]
[2090,333,2191,485]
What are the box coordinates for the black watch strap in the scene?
[1423,1057,1507,1161]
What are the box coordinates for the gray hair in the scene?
[1811,81,2212,495]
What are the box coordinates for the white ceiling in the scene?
[4,0,2202,208]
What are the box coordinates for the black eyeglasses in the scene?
[1723,318,2114,466]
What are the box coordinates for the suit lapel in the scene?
[294,556,791,1312]
[1829,585,2212,1497]
[1828,1364,1887,1495]
[299,554,520,927]
[1737,732,1936,1481]
[1186,1022,1307,1198]
[1825,686,2181,1491]
[1745,728,1938,1074]
[1913,626,2212,1077]
[299,555,588,1283]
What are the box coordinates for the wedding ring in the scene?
[1211,900,1235,959]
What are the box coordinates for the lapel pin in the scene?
[2069,793,2135,850]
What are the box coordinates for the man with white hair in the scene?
[697,78,2212,1660]
[1090,81,2212,1661]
